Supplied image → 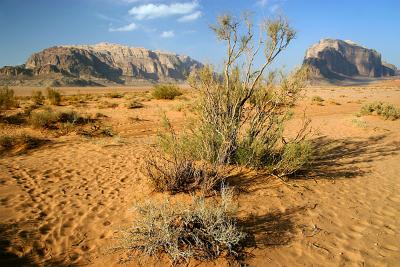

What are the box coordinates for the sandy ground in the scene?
[1,81,400,266]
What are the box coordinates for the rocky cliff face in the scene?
[0,43,203,86]
[303,39,397,80]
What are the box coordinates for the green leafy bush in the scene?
[114,186,245,264]
[152,84,182,100]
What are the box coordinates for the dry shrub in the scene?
[31,90,45,105]
[145,118,225,194]
[97,101,118,109]
[107,92,124,98]
[76,123,115,137]
[0,86,18,111]
[360,101,400,120]
[152,84,182,100]
[29,108,91,129]
[115,186,245,264]
[126,100,144,109]
[145,152,225,194]
[0,133,46,154]
[46,88,61,105]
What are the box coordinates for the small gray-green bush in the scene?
[114,186,245,264]
[152,84,182,100]
[311,95,324,102]
[360,101,400,120]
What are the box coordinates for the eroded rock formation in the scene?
[0,43,203,86]
[303,39,397,80]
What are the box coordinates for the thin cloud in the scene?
[109,22,138,32]
[178,11,202,22]
[96,13,122,23]
[256,0,268,6]
[269,4,280,13]
[129,1,199,20]
[160,30,175,38]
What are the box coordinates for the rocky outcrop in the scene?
[303,39,397,80]
[0,43,203,86]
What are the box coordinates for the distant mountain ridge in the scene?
[0,43,203,86]
[303,39,397,81]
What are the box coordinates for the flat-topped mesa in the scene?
[1,43,203,86]
[303,39,397,80]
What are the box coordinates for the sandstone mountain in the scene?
[0,43,203,86]
[303,39,397,80]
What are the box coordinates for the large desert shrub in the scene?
[46,87,61,105]
[114,186,245,264]
[0,86,18,111]
[186,14,311,174]
[360,101,400,120]
[152,84,182,100]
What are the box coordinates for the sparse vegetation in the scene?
[46,88,61,105]
[351,118,368,128]
[126,100,144,109]
[0,133,46,154]
[115,186,245,264]
[29,108,91,129]
[98,101,118,109]
[31,90,45,105]
[311,95,324,105]
[152,84,182,100]
[0,86,18,111]
[360,101,400,120]
[107,92,124,98]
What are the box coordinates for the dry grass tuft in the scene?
[0,86,18,111]
[46,88,62,105]
[114,186,245,264]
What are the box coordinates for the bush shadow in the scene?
[239,207,303,250]
[304,134,400,180]
[0,221,77,267]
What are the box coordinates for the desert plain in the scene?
[0,80,399,267]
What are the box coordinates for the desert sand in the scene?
[1,81,400,266]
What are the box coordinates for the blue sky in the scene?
[0,0,399,70]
